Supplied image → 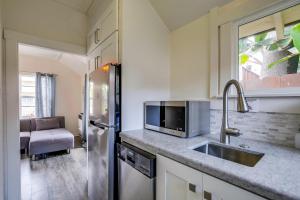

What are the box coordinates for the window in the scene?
[20,73,36,118]
[238,3,300,94]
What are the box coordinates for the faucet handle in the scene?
[226,128,241,137]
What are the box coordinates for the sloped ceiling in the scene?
[50,0,233,31]
[51,0,94,13]
[19,44,88,75]
[149,0,233,30]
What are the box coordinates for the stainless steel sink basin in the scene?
[193,142,264,167]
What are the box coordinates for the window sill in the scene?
[213,87,300,99]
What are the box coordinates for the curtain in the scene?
[36,72,56,117]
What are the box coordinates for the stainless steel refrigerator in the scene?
[88,64,121,200]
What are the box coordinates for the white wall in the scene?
[120,0,170,131]
[1,1,87,197]
[211,0,285,97]
[168,0,300,114]
[211,0,300,114]
[170,15,210,99]
[169,0,285,100]
[3,0,87,47]
[19,55,83,136]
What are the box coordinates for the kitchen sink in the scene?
[193,142,264,167]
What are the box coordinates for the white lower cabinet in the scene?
[157,154,203,200]
[202,174,265,200]
[156,154,266,200]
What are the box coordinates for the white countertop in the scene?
[120,129,300,200]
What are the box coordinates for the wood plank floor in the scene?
[21,148,87,200]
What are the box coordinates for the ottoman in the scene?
[29,128,74,160]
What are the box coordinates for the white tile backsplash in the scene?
[210,109,300,148]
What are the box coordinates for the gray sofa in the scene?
[20,116,74,160]
[20,119,31,154]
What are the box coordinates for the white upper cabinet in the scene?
[87,28,98,54]
[87,32,118,73]
[99,1,118,44]
[100,32,118,66]
[157,154,266,200]
[87,0,118,54]
[87,43,102,73]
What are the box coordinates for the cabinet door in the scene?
[99,32,118,66]
[88,32,118,72]
[87,27,101,54]
[157,155,203,200]
[88,43,102,73]
[87,0,118,54]
[99,0,118,43]
[203,174,266,200]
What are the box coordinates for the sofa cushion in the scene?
[29,128,74,155]
[35,118,60,131]
[31,116,65,131]
[20,132,30,150]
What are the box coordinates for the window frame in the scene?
[19,72,36,118]
[233,0,300,97]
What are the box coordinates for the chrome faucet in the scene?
[221,79,249,144]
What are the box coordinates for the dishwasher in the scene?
[118,142,156,200]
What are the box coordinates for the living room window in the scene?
[19,73,36,118]
[237,3,300,96]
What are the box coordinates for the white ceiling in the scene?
[149,0,233,30]
[50,0,233,30]
[51,0,94,14]
[19,44,88,75]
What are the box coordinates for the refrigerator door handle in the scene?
[97,123,116,129]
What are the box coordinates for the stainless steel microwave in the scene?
[144,101,210,138]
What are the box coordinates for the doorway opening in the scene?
[18,43,88,200]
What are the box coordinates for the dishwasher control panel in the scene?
[117,142,156,178]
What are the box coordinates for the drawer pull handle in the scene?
[189,183,196,192]
[188,183,202,193]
